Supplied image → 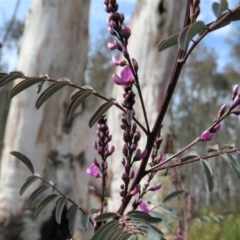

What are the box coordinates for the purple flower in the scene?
[139,201,149,213]
[200,130,213,141]
[112,66,134,86]
[86,163,99,177]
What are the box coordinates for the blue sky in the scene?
[0,0,239,71]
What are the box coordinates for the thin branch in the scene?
[38,176,94,226]
[148,148,240,172]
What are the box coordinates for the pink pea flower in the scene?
[86,163,99,177]
[112,65,134,86]
[139,201,149,213]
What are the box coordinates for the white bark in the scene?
[107,0,186,211]
[0,0,93,239]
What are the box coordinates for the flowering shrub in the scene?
[1,0,240,239]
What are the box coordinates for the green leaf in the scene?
[221,153,240,178]
[82,85,93,91]
[0,72,23,87]
[157,205,178,218]
[211,21,231,31]
[89,101,114,128]
[91,220,119,240]
[36,80,45,94]
[178,21,205,50]
[150,211,172,228]
[66,91,91,121]
[226,9,240,21]
[26,185,49,206]
[55,197,67,224]
[212,0,228,18]
[127,211,162,223]
[70,89,83,101]
[212,215,220,222]
[178,25,190,51]
[207,144,219,153]
[8,77,45,99]
[158,33,179,52]
[82,214,90,231]
[94,212,117,222]
[162,190,185,203]
[220,143,235,151]
[34,194,59,218]
[180,150,198,161]
[127,110,133,125]
[103,222,122,240]
[10,151,34,174]
[66,205,78,236]
[203,215,211,222]
[20,175,39,196]
[36,81,69,109]
[201,160,214,191]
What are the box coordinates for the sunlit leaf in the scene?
[10,151,34,174]
[89,101,114,128]
[67,205,78,235]
[19,175,39,196]
[36,81,69,109]
[0,72,23,87]
[162,190,185,203]
[34,194,59,218]
[201,160,214,191]
[26,185,49,206]
[66,91,91,121]
[158,33,179,52]
[55,197,67,224]
[8,77,45,99]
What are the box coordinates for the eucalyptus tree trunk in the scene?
[0,0,93,239]
[107,0,186,211]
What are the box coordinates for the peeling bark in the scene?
[0,0,94,239]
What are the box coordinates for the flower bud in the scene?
[210,123,221,133]
[119,13,125,23]
[129,184,141,196]
[231,95,240,109]
[107,42,116,50]
[232,84,239,100]
[132,58,138,72]
[148,182,162,191]
[218,104,227,118]
[129,169,135,179]
[200,130,213,141]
